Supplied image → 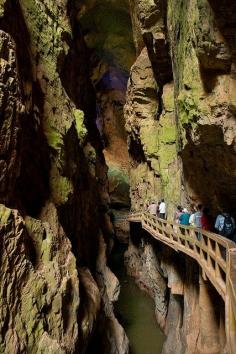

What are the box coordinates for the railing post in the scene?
[225,248,236,354]
[207,237,211,269]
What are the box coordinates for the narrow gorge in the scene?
[0,1,235,354]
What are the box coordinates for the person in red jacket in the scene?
[201,207,213,231]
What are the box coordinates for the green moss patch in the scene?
[50,164,73,205]
[73,109,87,143]
[0,204,12,225]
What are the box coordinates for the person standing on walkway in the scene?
[189,207,196,226]
[179,208,190,226]
[215,211,235,239]
[174,205,183,224]
[159,199,166,219]
[148,201,158,216]
[193,204,203,228]
[201,207,213,231]
[193,204,203,240]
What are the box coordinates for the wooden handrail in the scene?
[128,211,236,354]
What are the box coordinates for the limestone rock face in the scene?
[0,28,50,214]
[125,47,180,215]
[94,234,129,354]
[167,0,236,211]
[126,0,236,213]
[0,30,24,206]
[0,1,127,353]
[132,0,172,85]
[0,204,79,354]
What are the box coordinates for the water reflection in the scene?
[110,244,165,354]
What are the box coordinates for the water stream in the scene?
[110,244,165,354]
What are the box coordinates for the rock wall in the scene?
[125,0,181,217]
[126,0,236,215]
[168,0,236,212]
[125,47,180,215]
[0,1,128,353]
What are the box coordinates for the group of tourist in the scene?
[174,204,236,241]
[147,199,166,220]
[147,200,236,241]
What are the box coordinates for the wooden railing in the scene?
[128,211,236,354]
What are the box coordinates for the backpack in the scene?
[222,215,234,237]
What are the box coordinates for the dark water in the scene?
[110,244,165,354]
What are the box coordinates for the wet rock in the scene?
[95,233,129,354]
[77,267,101,351]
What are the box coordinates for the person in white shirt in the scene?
[159,199,166,219]
[148,201,157,216]
[189,207,196,226]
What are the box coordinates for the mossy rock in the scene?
[140,121,159,159]
[0,0,6,17]
[44,126,63,150]
[0,204,12,225]
[73,109,87,144]
[163,85,175,112]
[50,164,73,206]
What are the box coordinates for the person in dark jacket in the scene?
[215,211,235,238]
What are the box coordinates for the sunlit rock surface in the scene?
[126,0,236,213]
[125,47,180,215]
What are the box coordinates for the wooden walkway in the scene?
[128,212,236,354]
